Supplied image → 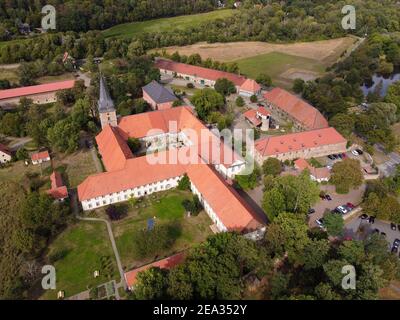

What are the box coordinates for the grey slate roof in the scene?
[142,80,178,104]
[98,75,115,113]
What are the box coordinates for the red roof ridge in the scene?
[0,80,75,100]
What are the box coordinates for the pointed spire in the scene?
[98,74,115,113]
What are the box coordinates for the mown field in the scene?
[109,189,213,271]
[158,37,358,89]
[41,221,119,300]
[103,9,236,39]
[235,51,325,89]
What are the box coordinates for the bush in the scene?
[177,174,190,190]
[186,83,194,89]
[105,204,127,221]
[250,95,258,103]
[182,195,203,216]
[127,137,141,153]
[236,96,245,107]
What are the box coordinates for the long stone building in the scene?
[0,80,75,109]
[251,127,347,164]
[155,58,261,97]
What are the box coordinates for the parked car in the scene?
[359,213,368,220]
[346,202,355,209]
[308,208,315,215]
[391,223,397,231]
[328,155,335,160]
[337,153,344,159]
[398,224,400,231]
[341,153,347,158]
[325,194,332,201]
[368,216,376,224]
[392,246,398,254]
[316,218,324,228]
[351,150,359,156]
[393,239,400,248]
[356,149,364,155]
[373,228,380,234]
[337,206,348,214]
[381,232,387,238]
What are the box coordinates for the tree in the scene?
[235,96,245,107]
[250,95,258,103]
[0,113,23,136]
[303,239,330,270]
[190,88,225,121]
[47,118,80,153]
[256,73,272,87]
[262,171,320,220]
[323,212,344,237]
[262,158,282,176]
[329,113,355,138]
[16,148,28,161]
[330,158,364,194]
[234,165,261,191]
[177,174,190,190]
[134,267,168,300]
[323,259,350,288]
[338,240,365,265]
[272,213,311,265]
[127,137,141,153]
[214,78,236,96]
[269,272,290,299]
[292,78,305,94]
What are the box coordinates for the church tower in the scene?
[98,75,117,129]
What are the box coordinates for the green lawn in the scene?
[235,51,325,89]
[103,9,236,39]
[109,189,213,270]
[41,221,118,300]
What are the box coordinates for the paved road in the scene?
[70,190,127,291]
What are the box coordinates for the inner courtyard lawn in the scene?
[108,189,214,271]
[41,221,118,300]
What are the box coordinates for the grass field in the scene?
[0,67,19,84]
[235,51,325,89]
[103,9,236,39]
[41,221,118,299]
[53,149,98,188]
[107,189,213,271]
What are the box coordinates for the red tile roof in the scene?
[263,88,328,130]
[255,127,346,157]
[125,253,185,288]
[243,109,262,127]
[155,58,247,86]
[240,78,261,93]
[47,171,68,199]
[0,80,75,100]
[257,106,270,117]
[294,158,310,170]
[187,162,263,232]
[118,106,241,168]
[96,125,133,171]
[31,150,50,161]
[0,143,11,156]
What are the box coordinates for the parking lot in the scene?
[345,216,400,255]
[308,184,366,228]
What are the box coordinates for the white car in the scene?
[351,150,359,156]
[337,206,348,214]
[316,218,324,229]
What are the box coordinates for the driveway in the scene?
[308,184,366,228]
[345,216,400,255]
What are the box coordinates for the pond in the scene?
[361,71,400,97]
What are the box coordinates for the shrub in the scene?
[250,95,258,103]
[236,96,245,107]
[186,83,194,89]
[177,174,190,190]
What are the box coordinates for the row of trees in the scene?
[0,0,218,37]
[0,182,71,299]
[132,215,400,300]
[2,2,400,64]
